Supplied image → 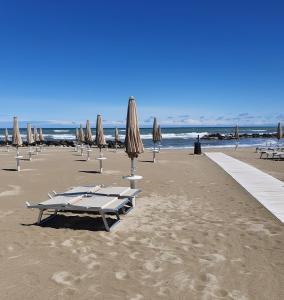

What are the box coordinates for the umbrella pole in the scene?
[29,146,32,161]
[80,144,83,156]
[130,158,135,189]
[235,140,239,151]
[99,148,103,173]
[153,143,156,163]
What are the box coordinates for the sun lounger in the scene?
[26,195,130,231]
[272,151,284,160]
[259,150,276,159]
[56,185,101,196]
[53,185,141,207]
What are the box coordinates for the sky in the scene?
[0,0,283,127]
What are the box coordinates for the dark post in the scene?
[194,134,202,155]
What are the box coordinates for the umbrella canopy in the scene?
[152,117,160,143]
[78,124,85,143]
[12,116,22,146]
[4,128,9,144]
[125,96,144,158]
[26,123,33,145]
[96,114,106,148]
[33,127,38,143]
[114,127,120,143]
[39,128,44,143]
[277,122,283,140]
[157,125,162,142]
[234,125,239,140]
[85,120,93,144]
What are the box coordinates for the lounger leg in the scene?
[100,212,110,231]
[37,210,44,224]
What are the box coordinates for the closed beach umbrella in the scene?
[96,114,106,149]
[33,127,39,154]
[234,125,239,151]
[125,96,144,186]
[78,124,85,143]
[12,116,22,147]
[4,128,9,144]
[234,125,239,140]
[85,120,93,144]
[26,123,33,145]
[33,127,38,144]
[152,117,159,144]
[75,128,79,143]
[114,127,119,150]
[114,127,120,143]
[152,117,159,162]
[276,122,282,141]
[39,128,44,143]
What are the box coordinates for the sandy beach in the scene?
[0,147,283,300]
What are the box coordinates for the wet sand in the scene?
[0,146,283,299]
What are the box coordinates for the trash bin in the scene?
[194,135,202,155]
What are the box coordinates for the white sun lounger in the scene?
[26,195,130,231]
[53,185,141,207]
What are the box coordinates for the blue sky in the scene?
[0,0,283,127]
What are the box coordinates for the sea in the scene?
[0,126,280,149]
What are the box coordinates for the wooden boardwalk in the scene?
[205,152,284,223]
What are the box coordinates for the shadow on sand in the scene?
[21,214,118,232]
[79,170,101,174]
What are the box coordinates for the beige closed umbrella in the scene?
[152,117,159,162]
[85,120,93,160]
[234,125,239,150]
[4,128,9,151]
[79,124,85,143]
[26,123,33,144]
[95,114,106,172]
[85,120,93,145]
[78,124,85,156]
[276,122,282,142]
[124,96,144,188]
[39,128,44,152]
[12,116,22,151]
[26,123,34,160]
[114,127,120,151]
[33,127,39,154]
[12,116,22,170]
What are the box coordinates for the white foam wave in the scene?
[53,130,70,133]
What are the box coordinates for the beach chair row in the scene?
[26,185,140,231]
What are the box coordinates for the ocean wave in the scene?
[251,129,267,132]
[53,130,70,133]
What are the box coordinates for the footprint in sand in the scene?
[115,270,127,280]
[0,185,21,197]
[144,260,163,273]
[61,239,75,247]
[199,253,226,268]
[52,271,73,286]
